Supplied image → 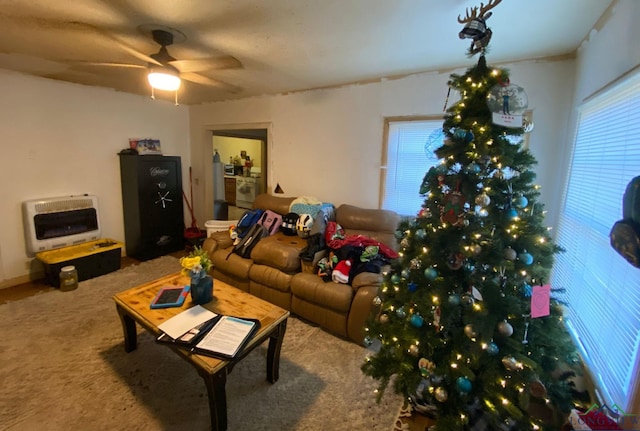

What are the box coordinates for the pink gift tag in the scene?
[531,284,551,318]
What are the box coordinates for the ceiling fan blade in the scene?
[69,21,162,66]
[170,55,242,73]
[69,61,146,69]
[181,72,241,93]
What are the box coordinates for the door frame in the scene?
[200,122,272,222]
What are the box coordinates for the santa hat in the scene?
[332,259,352,284]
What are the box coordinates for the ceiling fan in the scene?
[75,24,242,96]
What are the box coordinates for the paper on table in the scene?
[195,316,256,357]
[158,305,218,339]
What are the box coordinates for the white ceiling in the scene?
[0,0,614,105]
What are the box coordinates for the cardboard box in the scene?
[37,239,123,287]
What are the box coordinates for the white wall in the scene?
[189,60,576,232]
[0,70,189,286]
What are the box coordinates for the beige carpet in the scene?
[0,256,403,431]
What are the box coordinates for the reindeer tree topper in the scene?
[458,0,502,55]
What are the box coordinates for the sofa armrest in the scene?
[351,271,383,291]
[347,285,381,344]
[202,230,234,256]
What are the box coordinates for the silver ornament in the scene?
[409,344,420,356]
[464,324,478,338]
[373,296,382,306]
[461,294,475,307]
[475,193,491,207]
[497,320,514,337]
[434,387,448,402]
[504,247,517,261]
[502,356,519,371]
[410,257,422,270]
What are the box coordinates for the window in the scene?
[552,68,640,412]
[380,117,442,216]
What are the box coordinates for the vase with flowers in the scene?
[180,246,214,305]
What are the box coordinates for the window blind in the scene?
[552,69,640,411]
[381,120,441,216]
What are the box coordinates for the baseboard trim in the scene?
[0,270,45,290]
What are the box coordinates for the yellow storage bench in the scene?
[36,239,124,287]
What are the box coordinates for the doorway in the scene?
[208,126,268,221]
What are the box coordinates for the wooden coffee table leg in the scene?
[266,319,288,383]
[115,304,137,352]
[199,369,228,431]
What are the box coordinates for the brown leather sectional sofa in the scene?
[201,193,401,344]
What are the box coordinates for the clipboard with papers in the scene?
[155,305,260,359]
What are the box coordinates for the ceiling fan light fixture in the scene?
[147,65,181,91]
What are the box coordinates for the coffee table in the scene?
[112,272,289,431]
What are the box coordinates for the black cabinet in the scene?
[119,155,185,260]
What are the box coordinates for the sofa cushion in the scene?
[211,248,253,279]
[291,273,354,314]
[249,264,294,293]
[250,232,307,273]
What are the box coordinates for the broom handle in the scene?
[189,166,194,212]
[182,190,193,213]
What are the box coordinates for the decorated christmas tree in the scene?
[362,2,585,430]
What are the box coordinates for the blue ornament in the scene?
[435,163,448,174]
[456,376,472,393]
[466,162,481,174]
[391,274,401,284]
[424,267,438,280]
[513,195,528,208]
[448,294,461,305]
[401,268,411,279]
[408,282,418,293]
[424,128,445,156]
[363,336,373,346]
[395,230,405,240]
[506,208,518,219]
[415,229,427,239]
[522,283,532,297]
[410,314,424,328]
[519,252,534,265]
[454,128,474,143]
[486,342,499,356]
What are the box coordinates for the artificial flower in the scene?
[180,246,212,277]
